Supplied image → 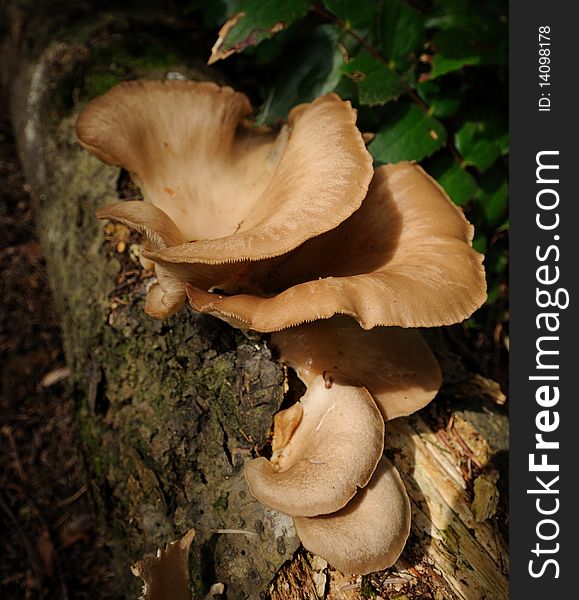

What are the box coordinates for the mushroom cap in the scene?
[293,457,410,575]
[78,81,373,264]
[245,375,384,517]
[271,316,442,420]
[187,161,486,331]
[96,201,186,249]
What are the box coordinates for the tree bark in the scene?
[2,5,508,599]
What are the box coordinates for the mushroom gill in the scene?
[187,161,487,331]
[270,316,442,420]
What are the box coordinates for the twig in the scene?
[56,484,87,507]
[2,426,27,481]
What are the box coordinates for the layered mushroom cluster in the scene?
[247,317,443,573]
[76,80,486,574]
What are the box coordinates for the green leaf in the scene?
[257,25,343,124]
[322,0,375,30]
[209,0,311,63]
[425,0,508,79]
[369,102,447,164]
[427,153,478,206]
[473,234,487,254]
[476,165,508,227]
[484,244,508,304]
[417,79,463,118]
[241,26,294,62]
[430,27,507,79]
[342,51,403,106]
[381,0,424,67]
[455,113,508,172]
[425,0,474,30]
[333,74,359,101]
[426,0,508,31]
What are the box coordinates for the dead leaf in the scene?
[208,13,245,65]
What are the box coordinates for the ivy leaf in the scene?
[426,0,476,30]
[484,244,508,304]
[473,234,487,254]
[430,27,507,79]
[417,79,463,118]
[381,0,424,67]
[426,0,507,31]
[257,25,343,124]
[370,102,446,164]
[455,113,508,172]
[342,51,403,106]
[426,0,508,78]
[426,153,478,206]
[322,0,375,30]
[209,0,312,63]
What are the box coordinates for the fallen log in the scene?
[2,5,508,598]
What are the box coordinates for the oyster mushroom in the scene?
[294,457,411,575]
[78,82,487,577]
[76,80,373,318]
[246,317,442,572]
[245,374,384,517]
[271,315,442,420]
[245,373,413,574]
[187,161,486,331]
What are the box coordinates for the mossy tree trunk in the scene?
[1,4,508,599]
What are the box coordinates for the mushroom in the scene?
[76,80,373,318]
[270,315,442,420]
[187,161,486,331]
[294,457,410,575]
[245,374,384,517]
[77,82,487,576]
[246,317,438,572]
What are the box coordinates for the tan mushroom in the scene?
[76,81,373,318]
[187,161,486,331]
[270,316,442,420]
[245,374,384,517]
[293,457,411,575]
[77,83,490,580]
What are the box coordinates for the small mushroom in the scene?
[187,162,486,331]
[77,81,373,318]
[271,316,442,420]
[245,375,384,517]
[293,457,410,575]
